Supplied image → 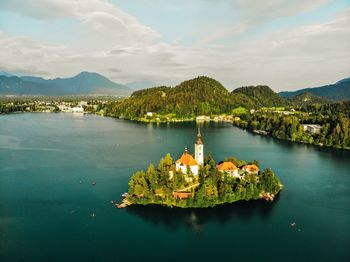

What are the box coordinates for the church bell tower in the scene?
[195,126,204,165]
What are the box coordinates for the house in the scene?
[196,115,210,122]
[78,101,88,107]
[242,164,259,174]
[301,124,322,134]
[173,192,192,199]
[72,106,84,113]
[175,127,204,176]
[217,161,239,177]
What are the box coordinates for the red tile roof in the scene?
[176,151,198,166]
[217,161,238,171]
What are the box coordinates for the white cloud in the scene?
[0,0,349,91]
[227,0,330,24]
[0,0,159,49]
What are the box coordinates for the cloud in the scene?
[0,0,348,91]
[0,0,159,49]
[223,0,330,24]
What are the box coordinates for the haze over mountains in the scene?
[0,72,130,96]
[279,77,350,101]
[0,71,349,103]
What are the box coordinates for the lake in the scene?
[0,113,349,262]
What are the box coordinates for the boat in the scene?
[291,222,296,227]
[91,182,96,186]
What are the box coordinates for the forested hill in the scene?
[104,76,267,118]
[287,92,330,105]
[232,85,289,107]
[279,77,350,101]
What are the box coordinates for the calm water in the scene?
[0,113,349,262]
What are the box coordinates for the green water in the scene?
[0,113,349,262]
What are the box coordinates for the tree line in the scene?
[127,154,282,208]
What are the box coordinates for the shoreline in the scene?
[1,110,349,150]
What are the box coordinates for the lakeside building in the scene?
[301,124,322,134]
[72,106,84,113]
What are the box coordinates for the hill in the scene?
[0,75,64,95]
[104,76,283,119]
[232,85,289,107]
[279,77,350,101]
[0,72,130,96]
[287,92,330,105]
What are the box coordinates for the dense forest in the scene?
[232,85,290,107]
[102,77,284,120]
[279,77,350,101]
[286,92,330,106]
[127,154,283,208]
[233,101,350,149]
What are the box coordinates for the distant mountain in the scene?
[0,71,13,77]
[232,85,289,107]
[0,71,130,96]
[279,77,350,101]
[126,81,159,90]
[287,92,330,105]
[0,76,64,95]
[105,76,283,119]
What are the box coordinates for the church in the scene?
[175,127,204,175]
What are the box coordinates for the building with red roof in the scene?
[242,164,259,174]
[217,161,239,177]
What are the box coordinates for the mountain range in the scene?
[0,72,130,96]
[0,71,349,104]
[279,77,350,101]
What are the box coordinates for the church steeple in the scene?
[196,126,203,145]
[195,125,204,165]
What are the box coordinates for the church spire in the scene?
[195,125,204,165]
[196,125,203,145]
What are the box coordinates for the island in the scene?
[122,127,283,208]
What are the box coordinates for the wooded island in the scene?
[125,128,283,208]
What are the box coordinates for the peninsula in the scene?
[123,127,283,208]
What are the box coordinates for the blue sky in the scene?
[0,0,349,91]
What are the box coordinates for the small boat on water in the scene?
[91,182,96,186]
[121,192,129,197]
[117,203,127,208]
[90,213,96,218]
[291,222,297,227]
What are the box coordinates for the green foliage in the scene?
[233,101,350,149]
[232,85,289,107]
[287,92,330,106]
[259,169,282,194]
[232,107,248,117]
[279,77,350,101]
[102,76,274,119]
[127,153,283,208]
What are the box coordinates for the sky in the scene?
[0,0,349,91]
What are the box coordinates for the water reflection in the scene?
[127,196,280,232]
